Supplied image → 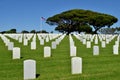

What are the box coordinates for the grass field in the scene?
[0,34,120,80]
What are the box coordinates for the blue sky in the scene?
[0,0,120,32]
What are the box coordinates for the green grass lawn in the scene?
[0,34,120,80]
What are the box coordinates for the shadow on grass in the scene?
[20,57,23,59]
[36,74,40,78]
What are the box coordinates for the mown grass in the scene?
[0,34,120,80]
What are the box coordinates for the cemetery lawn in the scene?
[0,34,120,80]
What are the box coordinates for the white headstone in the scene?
[40,39,44,45]
[115,41,119,46]
[46,37,49,42]
[93,46,99,55]
[82,39,86,44]
[113,45,119,55]
[55,39,60,45]
[86,41,91,48]
[13,47,20,59]
[51,42,56,49]
[24,39,28,46]
[8,42,14,50]
[19,37,22,43]
[70,46,76,56]
[71,57,82,74]
[31,42,36,50]
[24,59,36,80]
[95,38,98,44]
[44,46,51,57]
[101,41,106,48]
[106,39,109,44]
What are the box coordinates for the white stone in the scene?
[55,39,60,45]
[18,36,22,43]
[51,42,56,49]
[23,59,36,80]
[86,41,91,48]
[93,46,99,55]
[71,57,82,74]
[82,39,86,44]
[46,37,49,42]
[70,46,76,56]
[95,38,98,44]
[115,41,119,46]
[24,39,28,46]
[101,41,106,48]
[8,42,14,50]
[106,39,109,44]
[13,47,20,59]
[31,42,36,50]
[40,39,44,45]
[44,46,51,57]
[113,45,119,55]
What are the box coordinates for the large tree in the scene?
[46,9,118,34]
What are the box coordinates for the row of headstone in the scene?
[4,33,34,44]
[37,34,60,46]
[113,36,119,55]
[51,34,66,49]
[0,34,10,46]
[69,34,77,57]
[69,35,82,74]
[74,34,120,55]
[74,34,117,45]
[74,34,100,56]
[0,34,15,50]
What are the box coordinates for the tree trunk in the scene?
[67,31,70,35]
[93,26,101,34]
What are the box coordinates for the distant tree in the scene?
[50,31,53,33]
[98,28,116,34]
[46,9,118,34]
[40,30,48,33]
[5,29,17,33]
[0,31,6,34]
[36,30,48,33]
[21,30,29,33]
[115,27,120,31]
[10,29,16,33]
[30,30,36,33]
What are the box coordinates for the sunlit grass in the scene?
[0,34,120,80]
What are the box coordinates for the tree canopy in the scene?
[46,9,118,34]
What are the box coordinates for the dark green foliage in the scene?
[21,30,29,33]
[36,30,49,33]
[46,9,118,34]
[30,30,36,33]
[76,24,92,33]
[4,29,17,33]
